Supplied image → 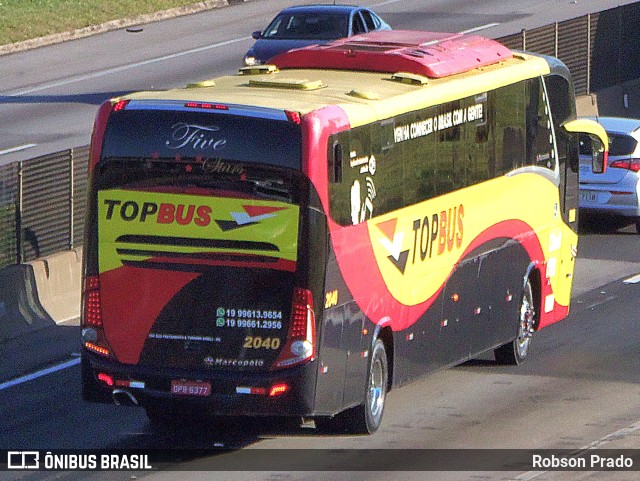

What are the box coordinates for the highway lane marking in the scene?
[372,0,410,6]
[5,36,252,97]
[0,357,80,392]
[583,295,617,311]
[4,19,503,97]
[0,143,37,155]
[512,418,640,480]
[459,23,501,34]
[370,0,502,34]
[623,273,640,284]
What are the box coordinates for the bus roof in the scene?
[122,31,552,128]
[269,30,513,78]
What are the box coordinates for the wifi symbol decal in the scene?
[366,177,376,200]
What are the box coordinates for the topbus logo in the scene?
[102,199,285,231]
[376,203,465,274]
[7,451,39,469]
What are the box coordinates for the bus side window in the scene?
[380,119,395,153]
[526,77,556,170]
[330,141,343,183]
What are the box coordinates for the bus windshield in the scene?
[101,109,302,170]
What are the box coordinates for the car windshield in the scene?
[262,12,349,40]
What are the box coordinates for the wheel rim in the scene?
[368,355,385,420]
[516,288,535,358]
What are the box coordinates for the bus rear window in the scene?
[101,109,302,170]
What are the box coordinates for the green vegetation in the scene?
[0,0,204,46]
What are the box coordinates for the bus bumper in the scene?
[82,351,317,416]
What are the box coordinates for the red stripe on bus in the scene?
[100,266,198,364]
[330,218,551,331]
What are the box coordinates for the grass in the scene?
[0,0,207,46]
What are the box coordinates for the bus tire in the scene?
[346,338,388,434]
[315,338,388,435]
[494,278,536,365]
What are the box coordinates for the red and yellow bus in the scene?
[81,31,607,434]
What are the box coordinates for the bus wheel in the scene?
[345,338,388,434]
[315,338,388,435]
[494,278,536,365]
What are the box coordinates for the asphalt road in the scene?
[1,222,638,480]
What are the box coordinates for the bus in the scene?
[81,30,607,434]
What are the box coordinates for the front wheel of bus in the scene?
[494,278,536,365]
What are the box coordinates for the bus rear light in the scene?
[82,275,113,357]
[610,159,640,172]
[185,102,229,110]
[114,379,145,389]
[84,291,103,327]
[285,110,301,124]
[98,373,114,386]
[85,342,110,357]
[112,99,130,112]
[236,386,268,395]
[274,288,316,369]
[98,374,144,389]
[83,275,103,328]
[269,383,289,397]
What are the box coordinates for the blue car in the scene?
[244,4,391,66]
[579,116,640,234]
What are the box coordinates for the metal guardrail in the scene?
[0,146,88,268]
[0,3,638,270]
[499,2,640,96]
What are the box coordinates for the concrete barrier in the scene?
[0,263,54,342]
[578,79,640,119]
[28,247,82,324]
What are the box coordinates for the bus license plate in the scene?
[580,191,598,202]
[171,380,211,396]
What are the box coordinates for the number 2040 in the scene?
[243,336,281,350]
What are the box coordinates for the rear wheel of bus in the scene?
[494,278,536,365]
[316,338,388,434]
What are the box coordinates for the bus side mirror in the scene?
[562,118,608,174]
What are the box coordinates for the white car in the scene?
[579,117,640,234]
